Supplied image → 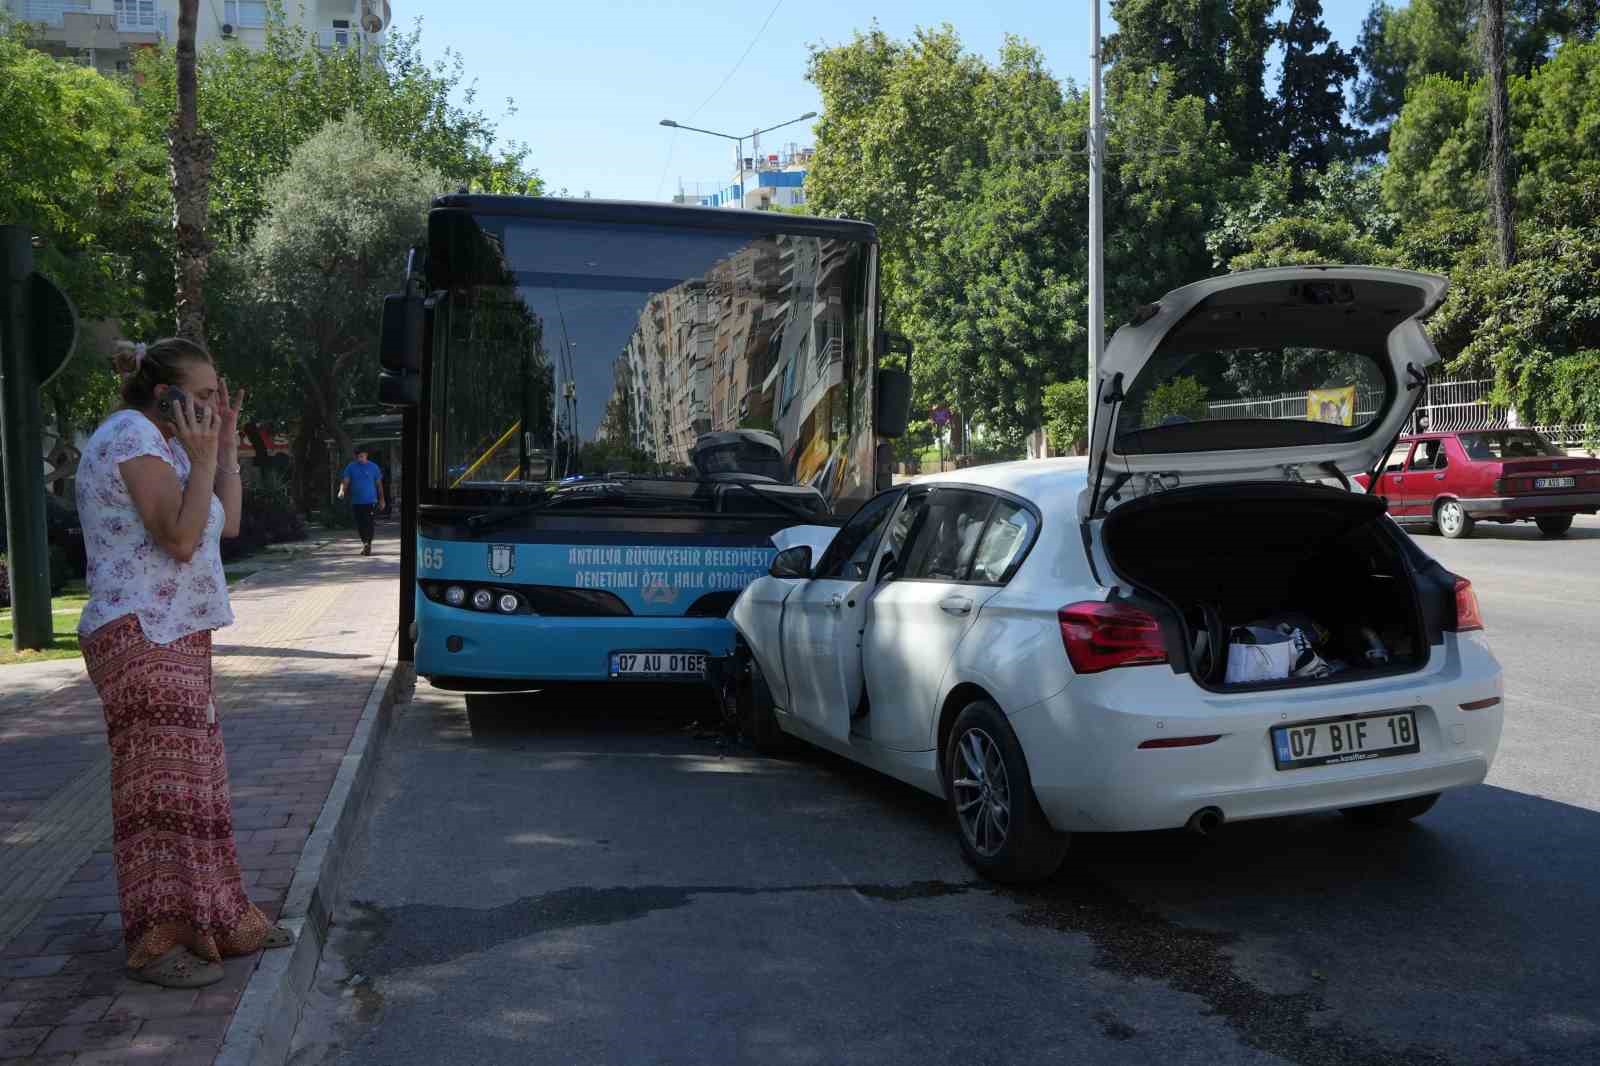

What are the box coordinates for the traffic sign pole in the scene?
[0,225,54,650]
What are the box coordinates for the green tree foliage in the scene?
[0,21,168,432]
[1274,0,1358,180]
[240,117,443,460]
[1105,0,1277,159]
[1353,0,1591,151]
[1143,376,1211,424]
[1382,40,1600,226]
[1042,380,1089,454]
[1424,217,1600,426]
[132,6,538,252]
[807,28,1231,449]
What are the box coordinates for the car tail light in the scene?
[1059,601,1168,674]
[1450,577,1484,632]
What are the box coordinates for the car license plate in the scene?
[1271,710,1420,770]
[609,651,706,678]
[1534,476,1575,489]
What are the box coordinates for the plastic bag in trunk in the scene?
[1224,624,1335,684]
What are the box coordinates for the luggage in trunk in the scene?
[1100,483,1431,690]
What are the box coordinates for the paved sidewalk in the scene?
[0,527,398,1064]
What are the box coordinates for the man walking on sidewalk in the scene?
[338,447,385,555]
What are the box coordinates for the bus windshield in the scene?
[426,212,875,516]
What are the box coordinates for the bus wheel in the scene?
[740,658,791,756]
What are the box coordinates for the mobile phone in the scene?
[156,387,206,425]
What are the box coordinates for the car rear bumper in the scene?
[1460,493,1600,517]
[1008,634,1504,833]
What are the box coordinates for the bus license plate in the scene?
[1271,710,1420,770]
[609,651,706,678]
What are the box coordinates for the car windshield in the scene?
[427,213,875,516]
[1457,430,1562,459]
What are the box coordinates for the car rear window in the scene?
[1118,347,1388,440]
[1457,430,1562,459]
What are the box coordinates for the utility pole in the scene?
[0,227,54,650]
[1087,0,1105,443]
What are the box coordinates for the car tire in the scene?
[739,655,792,756]
[1435,499,1474,539]
[1535,515,1574,537]
[943,699,1068,883]
[1340,792,1439,827]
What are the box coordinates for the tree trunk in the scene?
[171,0,214,343]
[302,368,354,468]
[1483,0,1516,267]
[292,414,319,515]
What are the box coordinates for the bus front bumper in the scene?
[415,598,741,688]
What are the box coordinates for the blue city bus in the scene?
[378,196,910,707]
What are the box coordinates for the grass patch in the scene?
[0,602,84,665]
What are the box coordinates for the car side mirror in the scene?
[770,545,812,579]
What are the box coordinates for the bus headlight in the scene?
[444,585,466,607]
[471,589,494,611]
[497,593,519,614]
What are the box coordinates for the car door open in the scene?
[782,489,904,743]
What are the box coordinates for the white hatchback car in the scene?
[730,265,1505,882]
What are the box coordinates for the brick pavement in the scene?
[0,527,398,1064]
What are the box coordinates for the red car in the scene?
[1358,429,1600,538]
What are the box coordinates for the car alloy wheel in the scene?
[1436,499,1472,539]
[951,727,1012,858]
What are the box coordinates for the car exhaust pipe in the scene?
[1186,806,1224,837]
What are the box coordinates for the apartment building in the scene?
[4,0,391,76]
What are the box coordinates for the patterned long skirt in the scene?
[83,614,271,969]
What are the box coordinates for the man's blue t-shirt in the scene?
[342,460,383,505]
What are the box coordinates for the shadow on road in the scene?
[1405,522,1600,542]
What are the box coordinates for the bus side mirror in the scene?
[876,367,912,438]
[770,545,812,579]
[380,291,424,372]
[378,371,419,407]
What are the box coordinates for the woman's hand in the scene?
[173,392,221,471]
[216,377,247,450]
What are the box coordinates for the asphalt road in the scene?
[288,516,1600,1066]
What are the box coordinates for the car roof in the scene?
[911,457,1090,502]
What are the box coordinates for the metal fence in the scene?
[1204,378,1594,451]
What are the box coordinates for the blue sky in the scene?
[397,0,1372,202]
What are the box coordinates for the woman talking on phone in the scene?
[75,338,293,989]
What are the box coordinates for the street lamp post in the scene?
[659,112,817,208]
[1087,0,1104,444]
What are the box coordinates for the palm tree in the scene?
[171,0,212,342]
[1483,0,1515,267]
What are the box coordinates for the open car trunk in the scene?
[1102,483,1435,691]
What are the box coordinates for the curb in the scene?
[214,634,413,1066]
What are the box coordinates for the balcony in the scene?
[12,0,88,27]
[11,0,167,41]
[115,8,164,34]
